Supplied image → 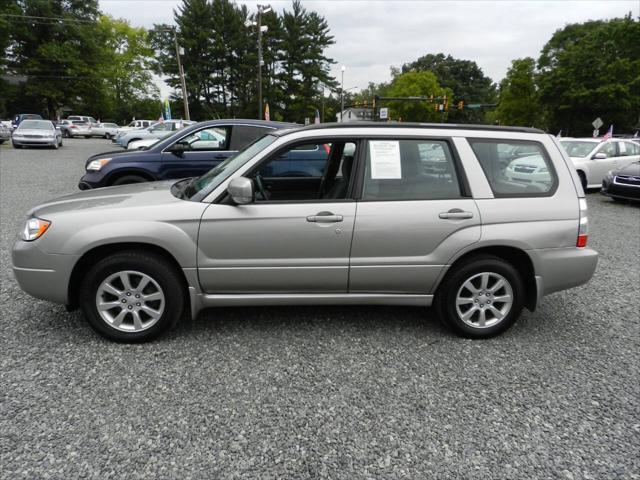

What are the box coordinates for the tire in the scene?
[105,133,112,140]
[434,255,525,338]
[84,135,91,139]
[111,175,148,186]
[52,141,59,149]
[12,142,22,149]
[79,251,185,342]
[578,171,587,192]
[62,130,70,138]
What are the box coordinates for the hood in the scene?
[14,129,55,136]
[29,181,181,218]
[615,161,640,176]
[86,148,152,167]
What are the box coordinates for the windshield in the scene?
[185,134,277,201]
[560,140,597,157]
[18,120,52,130]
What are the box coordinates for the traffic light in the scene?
[458,100,464,110]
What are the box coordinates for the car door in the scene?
[197,139,358,293]
[616,140,640,169]
[589,141,617,183]
[349,138,481,294]
[157,126,234,180]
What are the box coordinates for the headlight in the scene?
[87,157,112,171]
[21,217,51,241]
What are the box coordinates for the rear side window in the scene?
[230,126,270,150]
[362,139,462,200]
[468,139,557,197]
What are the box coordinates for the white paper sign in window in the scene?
[370,140,401,179]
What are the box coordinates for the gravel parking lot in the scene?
[1,139,638,479]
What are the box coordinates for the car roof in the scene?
[271,122,545,137]
[148,119,299,152]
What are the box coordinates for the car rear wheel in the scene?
[111,175,148,186]
[435,255,524,338]
[79,251,185,342]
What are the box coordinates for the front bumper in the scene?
[601,178,640,201]
[12,240,80,305]
[12,137,57,146]
[78,171,106,190]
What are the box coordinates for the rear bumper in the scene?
[529,246,598,297]
[12,240,80,304]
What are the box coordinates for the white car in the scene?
[91,123,119,139]
[504,154,554,191]
[127,137,162,150]
[560,138,640,189]
[115,120,156,137]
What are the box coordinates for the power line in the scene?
[0,14,98,24]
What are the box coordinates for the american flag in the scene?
[602,124,613,142]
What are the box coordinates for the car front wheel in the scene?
[79,251,185,342]
[435,255,524,338]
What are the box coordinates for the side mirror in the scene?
[167,141,190,155]
[228,177,254,205]
[592,152,607,160]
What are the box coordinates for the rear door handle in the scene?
[307,211,343,223]
[439,208,474,220]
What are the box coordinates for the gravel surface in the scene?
[1,139,639,479]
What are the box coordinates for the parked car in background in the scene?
[115,120,196,148]
[79,119,296,189]
[59,120,93,138]
[127,136,166,150]
[560,138,640,189]
[12,113,43,131]
[601,160,640,202]
[15,123,598,342]
[11,119,63,149]
[0,123,11,144]
[90,123,119,139]
[114,120,156,138]
[67,115,98,127]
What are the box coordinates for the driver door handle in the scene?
[307,211,343,223]
[439,208,474,220]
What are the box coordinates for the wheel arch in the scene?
[437,245,538,312]
[67,242,190,311]
[105,168,156,185]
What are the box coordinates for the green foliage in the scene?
[385,71,452,122]
[538,15,640,135]
[402,53,497,123]
[495,57,543,127]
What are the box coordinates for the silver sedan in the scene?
[11,120,63,149]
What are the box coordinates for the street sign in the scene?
[592,117,603,129]
[379,107,388,120]
[593,129,599,138]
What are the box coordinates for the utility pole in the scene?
[340,66,345,122]
[246,5,271,119]
[172,27,190,120]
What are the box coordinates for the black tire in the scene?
[111,175,148,186]
[434,255,525,339]
[79,251,185,342]
[84,135,91,139]
[62,130,70,138]
[578,171,587,192]
[105,133,112,140]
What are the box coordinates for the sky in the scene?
[99,0,639,98]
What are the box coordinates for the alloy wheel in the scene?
[455,272,514,328]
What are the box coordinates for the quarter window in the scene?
[179,127,229,151]
[362,139,462,200]
[468,139,557,196]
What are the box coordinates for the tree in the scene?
[97,16,159,123]
[384,71,452,122]
[402,53,497,123]
[6,0,106,118]
[538,15,640,135]
[278,0,336,122]
[495,57,543,127]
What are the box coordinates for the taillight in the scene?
[577,198,588,247]
[70,125,77,129]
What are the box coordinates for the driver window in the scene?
[597,142,616,157]
[179,127,229,151]
[252,141,357,202]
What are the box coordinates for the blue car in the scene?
[79,119,299,189]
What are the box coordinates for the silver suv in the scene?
[12,123,598,342]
